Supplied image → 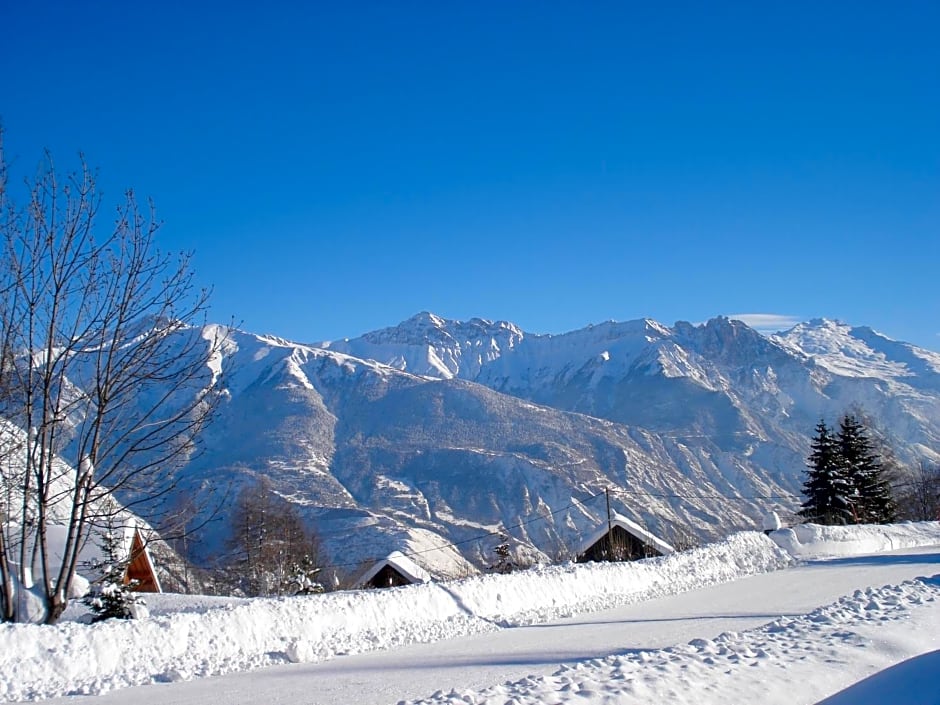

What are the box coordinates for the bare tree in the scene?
[0,138,226,623]
[892,460,940,522]
[225,478,321,597]
[660,520,701,552]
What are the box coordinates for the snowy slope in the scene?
[774,318,940,458]
[774,318,940,383]
[167,326,791,578]
[306,313,940,572]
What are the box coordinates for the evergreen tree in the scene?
[488,533,518,574]
[837,414,896,524]
[82,527,145,622]
[800,420,853,524]
[283,555,325,595]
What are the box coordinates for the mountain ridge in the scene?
[147,313,936,579]
[9,313,938,582]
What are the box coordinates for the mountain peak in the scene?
[802,317,849,331]
[567,317,671,342]
[668,316,789,367]
[361,312,455,346]
[406,311,448,329]
[466,316,525,337]
[387,312,525,344]
[772,318,940,381]
[320,313,526,379]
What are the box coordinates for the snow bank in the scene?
[817,649,940,705]
[3,525,939,703]
[0,581,485,701]
[769,521,940,559]
[0,532,791,702]
[448,531,791,626]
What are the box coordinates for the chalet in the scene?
[44,521,163,593]
[356,551,431,589]
[577,513,675,563]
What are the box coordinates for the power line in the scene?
[313,492,607,572]
[613,488,802,501]
[234,478,807,584]
[312,484,803,576]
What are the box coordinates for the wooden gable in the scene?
[576,514,675,564]
[123,529,162,593]
[356,550,432,589]
[363,564,412,589]
[578,524,664,563]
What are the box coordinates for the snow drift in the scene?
[769,521,940,559]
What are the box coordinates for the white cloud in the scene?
[727,313,802,332]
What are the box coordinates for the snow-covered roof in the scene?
[356,551,432,587]
[578,512,675,557]
[762,511,783,532]
[41,521,161,592]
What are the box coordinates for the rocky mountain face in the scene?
[325,313,940,458]
[127,313,937,581]
[18,314,937,582]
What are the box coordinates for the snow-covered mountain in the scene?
[113,313,935,581]
[12,313,939,582]
[324,313,940,456]
[319,312,525,380]
[173,327,761,579]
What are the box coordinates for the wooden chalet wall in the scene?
[124,531,161,592]
[364,564,411,589]
[577,525,663,563]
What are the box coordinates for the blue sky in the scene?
[2,2,937,349]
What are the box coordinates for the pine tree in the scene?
[82,528,145,622]
[800,420,853,524]
[837,414,896,524]
[488,533,518,574]
[283,555,325,595]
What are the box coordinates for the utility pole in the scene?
[605,488,613,560]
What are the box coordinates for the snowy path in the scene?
[40,546,940,705]
[408,575,940,705]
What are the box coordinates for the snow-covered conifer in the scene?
[81,528,145,622]
[837,414,896,524]
[488,533,518,574]
[284,555,325,595]
[800,420,853,524]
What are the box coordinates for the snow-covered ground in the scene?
[403,567,940,705]
[3,522,940,704]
